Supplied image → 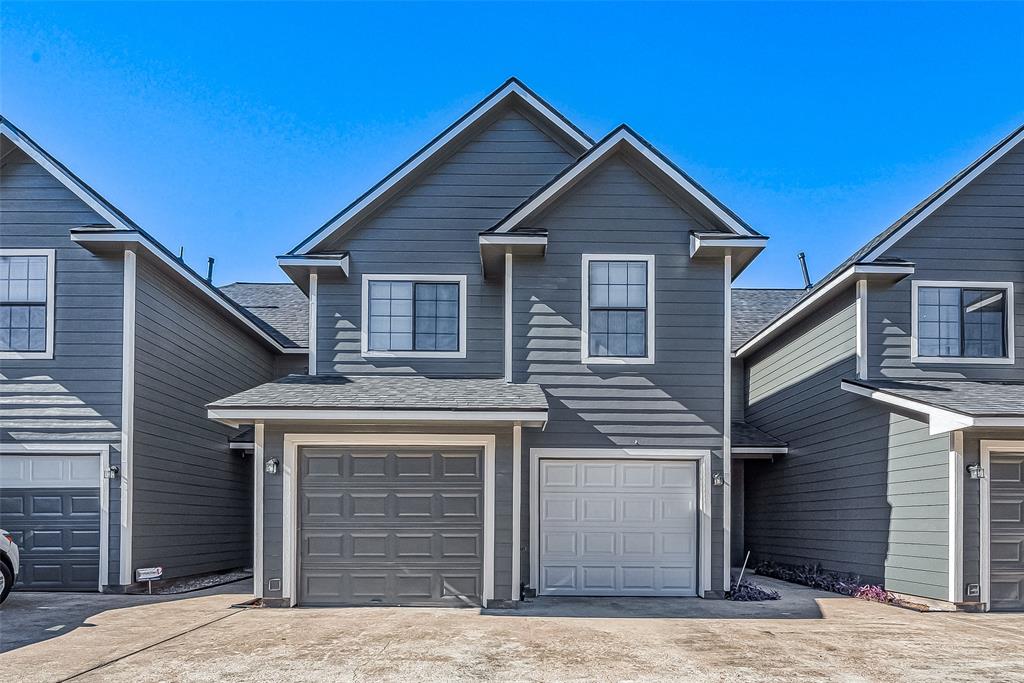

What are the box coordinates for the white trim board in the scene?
[979,439,1024,612]
[253,422,265,599]
[359,274,468,359]
[290,79,591,255]
[580,254,656,365]
[208,407,547,429]
[856,279,868,379]
[281,433,497,607]
[308,273,318,375]
[862,126,1024,263]
[0,248,56,360]
[840,380,1024,435]
[0,442,112,591]
[511,423,522,599]
[948,431,964,604]
[910,280,1015,365]
[119,250,136,586]
[492,127,758,237]
[504,252,513,383]
[735,262,915,358]
[722,253,732,592]
[527,447,714,598]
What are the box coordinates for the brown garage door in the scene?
[991,452,1024,611]
[298,446,484,606]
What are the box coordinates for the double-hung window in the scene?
[0,249,55,359]
[913,281,1014,363]
[361,275,467,358]
[582,254,655,364]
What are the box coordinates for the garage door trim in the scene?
[0,442,110,590]
[529,448,712,598]
[981,439,1024,611]
[282,433,495,607]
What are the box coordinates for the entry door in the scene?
[298,446,484,606]
[0,453,101,591]
[539,459,698,596]
[990,452,1024,611]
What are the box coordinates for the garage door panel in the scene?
[540,459,698,597]
[298,447,484,606]
[991,453,1024,611]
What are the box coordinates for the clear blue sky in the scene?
[2,2,1022,288]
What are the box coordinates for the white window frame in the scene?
[911,280,1015,365]
[581,254,656,365]
[0,248,56,360]
[360,274,468,359]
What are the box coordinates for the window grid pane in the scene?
[0,255,49,352]
[367,280,459,353]
[588,260,648,358]
[917,286,1007,359]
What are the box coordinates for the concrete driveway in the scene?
[2,578,1022,682]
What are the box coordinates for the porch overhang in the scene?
[277,253,350,293]
[478,231,548,279]
[841,378,1024,435]
[689,232,769,279]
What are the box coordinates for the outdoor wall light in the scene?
[967,464,986,480]
[105,465,120,480]
[265,458,279,475]
[712,472,724,486]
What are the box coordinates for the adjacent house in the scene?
[0,118,307,591]
[734,124,1024,612]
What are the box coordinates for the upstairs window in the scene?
[581,255,655,364]
[914,281,1014,363]
[0,250,55,359]
[361,275,466,358]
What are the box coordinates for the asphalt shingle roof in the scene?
[220,282,308,349]
[731,289,805,351]
[209,375,549,411]
[732,421,787,449]
[846,378,1024,417]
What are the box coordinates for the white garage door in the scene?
[539,459,698,596]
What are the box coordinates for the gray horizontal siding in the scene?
[131,256,274,579]
[513,154,728,593]
[315,106,575,377]
[0,146,123,584]
[870,142,1024,380]
[259,423,516,602]
[744,291,951,600]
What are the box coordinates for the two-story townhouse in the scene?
[734,123,1024,612]
[207,79,779,607]
[0,118,307,592]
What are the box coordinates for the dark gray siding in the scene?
[512,155,729,593]
[131,256,274,578]
[0,147,124,584]
[259,423,516,602]
[869,140,1024,380]
[315,106,576,377]
[274,352,308,378]
[744,291,952,600]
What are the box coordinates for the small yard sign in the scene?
[136,566,163,581]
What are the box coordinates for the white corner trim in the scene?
[359,274,468,359]
[910,280,1015,365]
[0,248,56,360]
[856,279,868,379]
[863,126,1024,263]
[511,423,522,599]
[253,422,265,599]
[949,431,964,604]
[504,252,513,383]
[722,253,732,592]
[308,273,318,375]
[119,250,136,586]
[0,442,112,590]
[735,262,915,358]
[494,128,757,237]
[979,439,1024,612]
[580,254,656,365]
[839,380,974,435]
[290,81,590,255]
[528,448,714,598]
[281,433,497,606]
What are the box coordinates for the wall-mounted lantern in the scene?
[265,458,279,475]
[967,464,986,480]
[712,472,724,487]
[105,465,120,480]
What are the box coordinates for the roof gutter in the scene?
[735,262,915,358]
[207,407,549,429]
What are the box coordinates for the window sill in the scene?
[581,355,655,365]
[912,355,1015,365]
[362,350,467,360]
[0,351,54,360]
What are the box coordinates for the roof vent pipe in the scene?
[207,257,215,283]
[797,252,812,289]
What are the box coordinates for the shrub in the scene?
[854,584,893,604]
[754,560,861,596]
[729,579,781,601]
